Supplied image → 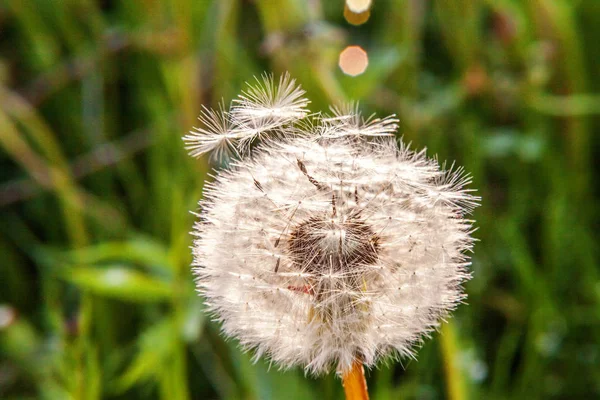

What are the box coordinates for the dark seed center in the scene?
[287,215,380,274]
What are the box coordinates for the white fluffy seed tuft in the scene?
[186,74,480,376]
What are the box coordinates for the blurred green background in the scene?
[1,0,599,399]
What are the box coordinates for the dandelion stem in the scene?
[342,360,369,400]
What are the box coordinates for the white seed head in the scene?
[186,74,480,376]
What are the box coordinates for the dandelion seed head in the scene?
[187,74,480,375]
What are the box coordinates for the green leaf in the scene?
[115,318,176,392]
[61,237,173,273]
[61,266,172,303]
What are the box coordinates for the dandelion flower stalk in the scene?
[184,73,479,398]
[343,360,369,400]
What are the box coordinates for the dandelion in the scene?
[185,74,479,399]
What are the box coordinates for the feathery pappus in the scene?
[184,73,480,375]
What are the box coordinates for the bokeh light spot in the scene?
[344,4,371,26]
[0,305,16,330]
[346,0,372,13]
[339,46,369,77]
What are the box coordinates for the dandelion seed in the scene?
[185,74,480,384]
[322,103,399,138]
[183,103,239,161]
[232,72,311,131]
[184,73,311,162]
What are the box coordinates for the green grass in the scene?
[1,0,599,399]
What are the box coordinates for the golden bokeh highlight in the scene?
[344,4,371,26]
[339,46,369,77]
[345,0,372,13]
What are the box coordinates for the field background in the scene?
[1,1,599,399]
